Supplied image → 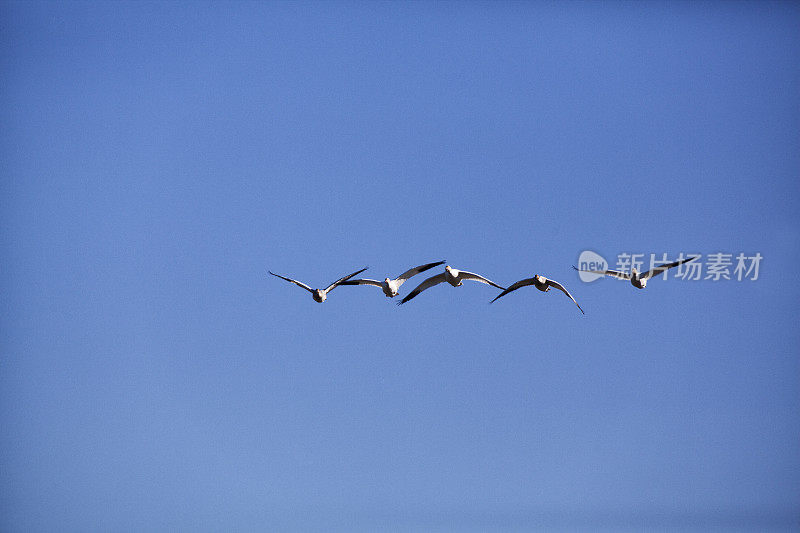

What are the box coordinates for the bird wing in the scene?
[269,271,314,293]
[338,278,383,288]
[490,278,536,303]
[545,279,585,314]
[395,260,446,286]
[572,265,631,280]
[324,267,369,292]
[397,273,447,305]
[458,270,506,290]
[641,256,699,280]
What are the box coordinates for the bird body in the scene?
[445,266,464,286]
[630,268,646,289]
[532,274,550,292]
[312,289,327,303]
[381,279,397,297]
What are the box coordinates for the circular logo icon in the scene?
[577,250,608,282]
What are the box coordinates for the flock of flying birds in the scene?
[268,256,699,314]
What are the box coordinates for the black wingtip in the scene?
[397,293,416,305]
[418,260,446,273]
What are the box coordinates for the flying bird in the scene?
[269,267,368,302]
[490,274,584,314]
[573,256,699,289]
[398,265,505,305]
[339,260,446,298]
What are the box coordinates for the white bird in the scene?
[339,260,446,298]
[398,265,505,305]
[573,256,699,289]
[269,267,368,302]
[490,274,584,314]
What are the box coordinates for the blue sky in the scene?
[1,1,799,531]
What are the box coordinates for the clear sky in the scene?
[1,1,799,531]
